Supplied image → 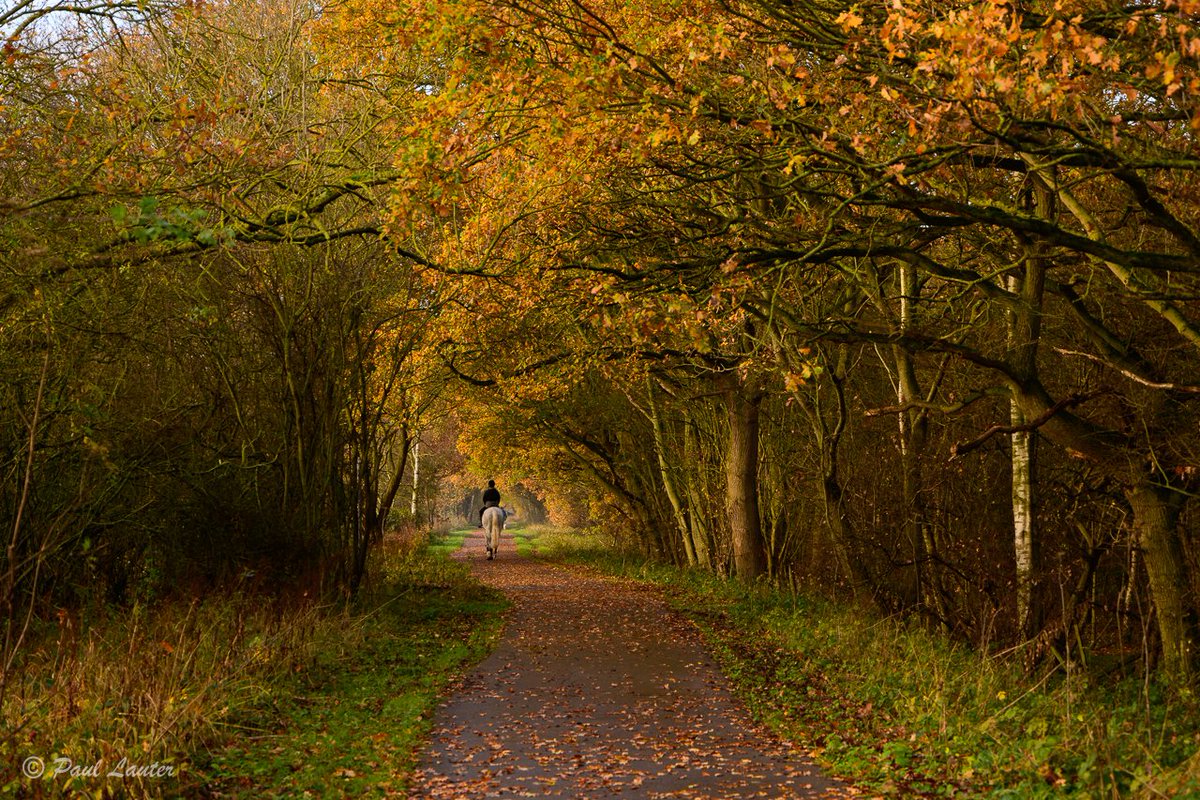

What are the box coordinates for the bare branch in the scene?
[1053,348,1200,394]
[865,389,1002,418]
[950,394,1087,459]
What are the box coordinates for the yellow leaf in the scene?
[837,10,864,30]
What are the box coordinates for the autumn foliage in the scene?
[3,0,1200,704]
[322,0,1200,681]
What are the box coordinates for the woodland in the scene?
[3,0,1200,789]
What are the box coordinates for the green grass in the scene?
[504,521,538,556]
[521,524,617,562]
[529,528,1200,799]
[194,538,507,798]
[425,527,471,558]
[3,532,507,799]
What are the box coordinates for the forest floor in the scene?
[408,529,851,799]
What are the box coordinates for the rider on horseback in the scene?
[481,480,506,560]
[482,479,500,518]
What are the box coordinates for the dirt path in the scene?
[408,531,850,799]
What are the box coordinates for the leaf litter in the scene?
[409,530,855,799]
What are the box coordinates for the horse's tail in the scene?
[482,506,504,548]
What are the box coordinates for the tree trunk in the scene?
[1010,422,1037,636]
[723,374,767,580]
[892,262,945,622]
[813,349,874,598]
[1008,178,1049,640]
[410,436,420,521]
[820,464,877,599]
[648,378,697,566]
[1128,483,1193,683]
[683,420,713,570]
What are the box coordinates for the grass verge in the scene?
[2,531,506,799]
[531,528,1200,799]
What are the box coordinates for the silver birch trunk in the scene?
[1007,272,1037,637]
[1010,416,1035,635]
[410,437,420,519]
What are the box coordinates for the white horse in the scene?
[482,506,505,560]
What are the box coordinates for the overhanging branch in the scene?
[950,394,1087,459]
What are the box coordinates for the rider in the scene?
[480,479,501,526]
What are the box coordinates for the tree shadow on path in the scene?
[409,530,853,799]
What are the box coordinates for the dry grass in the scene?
[1,530,485,798]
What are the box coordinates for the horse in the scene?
[482,506,506,560]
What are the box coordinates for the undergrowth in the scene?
[2,530,505,798]
[534,528,1200,799]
